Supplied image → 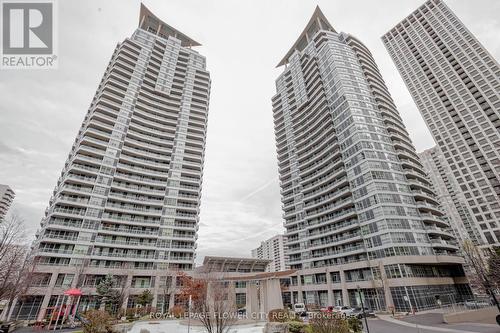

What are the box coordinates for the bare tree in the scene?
[462,240,500,311]
[158,275,174,314]
[0,213,35,319]
[0,213,26,263]
[115,279,128,316]
[74,258,90,289]
[178,272,237,333]
[487,247,500,290]
[371,262,388,311]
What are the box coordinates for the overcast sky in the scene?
[0,0,499,264]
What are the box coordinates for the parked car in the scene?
[320,306,335,313]
[350,307,375,318]
[293,303,307,316]
[333,306,354,317]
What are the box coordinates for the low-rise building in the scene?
[196,256,294,314]
[7,256,294,321]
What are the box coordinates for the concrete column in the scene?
[168,293,176,311]
[379,262,393,310]
[246,282,259,319]
[264,279,283,312]
[5,297,18,321]
[296,274,304,303]
[228,282,236,309]
[259,281,267,315]
[325,270,334,306]
[70,274,78,288]
[121,274,133,310]
[339,269,349,306]
[152,274,160,309]
[36,272,59,321]
[168,275,177,310]
[205,281,214,314]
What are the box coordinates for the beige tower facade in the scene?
[418,146,481,245]
[382,0,500,249]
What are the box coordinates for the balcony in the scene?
[106,202,162,215]
[99,226,158,236]
[52,207,86,217]
[38,248,74,255]
[108,191,163,205]
[94,237,157,248]
[416,201,442,214]
[169,256,193,262]
[70,163,100,174]
[117,163,168,178]
[119,154,169,170]
[114,171,166,186]
[101,213,160,226]
[171,233,196,240]
[430,238,459,250]
[309,232,362,248]
[92,251,155,259]
[311,244,365,258]
[58,196,89,205]
[43,234,78,241]
[48,219,82,229]
[122,145,170,161]
[72,154,103,166]
[111,181,165,195]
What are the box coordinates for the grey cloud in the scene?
[0,141,22,155]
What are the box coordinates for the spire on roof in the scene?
[138,3,201,47]
[277,6,336,67]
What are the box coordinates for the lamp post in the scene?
[403,287,421,332]
[187,295,192,333]
[357,286,370,333]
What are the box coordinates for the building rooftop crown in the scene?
[0,184,14,194]
[277,6,336,67]
[139,3,201,47]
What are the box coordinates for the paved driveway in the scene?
[376,315,500,333]
[368,318,456,333]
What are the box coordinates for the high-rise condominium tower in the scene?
[0,184,15,221]
[272,7,470,311]
[251,234,288,272]
[418,147,481,245]
[382,0,500,248]
[20,4,210,321]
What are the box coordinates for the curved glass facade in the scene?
[272,8,471,310]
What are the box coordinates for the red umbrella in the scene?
[64,288,83,296]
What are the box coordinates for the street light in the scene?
[187,295,192,333]
[357,286,370,333]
